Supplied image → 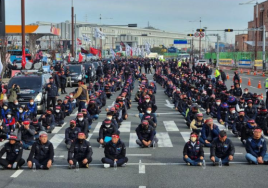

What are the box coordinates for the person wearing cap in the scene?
[242,88,253,102]
[226,107,238,135]
[141,107,157,128]
[135,120,158,148]
[101,132,128,168]
[217,103,229,125]
[75,113,89,138]
[56,99,66,114]
[210,130,235,166]
[233,83,242,98]
[255,108,268,136]
[65,120,81,149]
[27,131,54,169]
[0,134,25,169]
[27,99,37,119]
[234,111,247,137]
[31,118,45,140]
[97,118,117,145]
[245,127,268,164]
[210,98,221,118]
[68,132,93,168]
[106,111,119,130]
[245,100,257,120]
[236,98,247,112]
[81,108,93,131]
[186,104,200,127]
[87,100,100,120]
[1,103,11,119]
[190,113,204,134]
[62,99,73,116]
[4,111,16,134]
[241,119,258,145]
[183,132,204,166]
[200,118,220,147]
[73,80,89,112]
[45,77,59,110]
[137,95,157,120]
[17,120,35,150]
[38,108,56,133]
[0,119,8,141]
[53,106,64,126]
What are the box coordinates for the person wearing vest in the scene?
[190,113,204,134]
[97,119,117,146]
[183,132,204,166]
[210,130,235,166]
[0,134,25,169]
[245,127,268,164]
[27,131,54,169]
[215,68,221,82]
[74,80,89,112]
[265,78,268,109]
[68,132,93,169]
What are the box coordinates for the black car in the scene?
[7,72,51,113]
[64,64,85,85]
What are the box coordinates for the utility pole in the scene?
[262,25,266,71]
[199,17,202,59]
[255,2,258,60]
[71,0,74,57]
[100,28,102,58]
[21,0,25,52]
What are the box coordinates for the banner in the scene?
[239,59,251,66]
[219,59,232,66]
[254,60,263,67]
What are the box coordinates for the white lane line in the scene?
[213,120,226,130]
[52,123,66,134]
[204,153,243,155]
[54,155,65,158]
[157,132,173,147]
[129,133,139,148]
[128,112,181,116]
[70,111,79,117]
[93,122,102,133]
[180,132,191,142]
[87,133,93,141]
[119,122,131,132]
[50,134,65,149]
[139,186,146,188]
[163,121,179,132]
[0,140,8,148]
[139,164,145,174]
[108,101,115,108]
[127,154,152,157]
[10,170,23,178]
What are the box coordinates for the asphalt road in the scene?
[0,71,268,188]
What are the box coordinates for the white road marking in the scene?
[165,100,174,109]
[163,121,179,132]
[127,154,152,157]
[108,101,115,108]
[157,132,173,147]
[10,170,23,178]
[129,133,139,148]
[119,122,131,132]
[87,133,93,141]
[139,186,146,188]
[50,134,65,149]
[54,155,65,158]
[139,164,145,174]
[52,123,66,134]
[180,132,191,142]
[70,111,78,116]
[213,120,226,130]
[93,122,102,133]
[204,153,243,155]
[0,140,8,148]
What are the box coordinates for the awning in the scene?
[244,41,268,47]
[5,25,61,36]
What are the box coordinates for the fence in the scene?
[204,52,265,61]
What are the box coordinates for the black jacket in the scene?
[27,140,54,162]
[104,140,126,160]
[183,141,204,159]
[210,138,235,158]
[65,127,81,142]
[18,125,35,143]
[0,142,23,162]
[68,139,93,161]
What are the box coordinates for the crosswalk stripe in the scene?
[119,122,131,132]
[157,132,173,147]
[0,140,8,148]
[163,121,179,132]
[87,133,93,141]
[93,122,102,133]
[50,134,65,149]
[129,133,139,148]
[52,123,66,134]
[213,120,226,130]
[180,132,191,142]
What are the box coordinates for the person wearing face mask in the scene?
[38,108,55,133]
[245,127,268,164]
[56,99,65,113]
[241,119,258,145]
[9,100,20,117]
[17,120,35,150]
[8,84,20,107]
[210,99,221,118]
[97,119,117,146]
[62,98,73,116]
[210,130,235,166]
[233,83,242,98]
[183,132,204,166]
[81,109,92,131]
[135,120,158,148]
[53,106,64,127]
[31,118,45,140]
[75,113,88,138]
[200,118,220,147]
[0,119,8,141]
[141,107,157,128]
[234,111,247,137]
[65,120,81,149]
[68,132,93,169]
[226,107,238,135]
[245,100,257,120]
[137,95,157,120]
[16,106,28,124]
[0,134,25,169]
[27,99,37,119]
[255,108,268,136]
[4,112,16,134]
[45,77,59,110]
[106,111,119,130]
[242,88,253,102]
[236,98,247,112]
[1,104,11,119]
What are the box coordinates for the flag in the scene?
[119,45,122,52]
[21,46,26,69]
[94,28,105,39]
[77,38,82,46]
[82,34,91,42]
[110,48,116,59]
[90,47,99,55]
[0,56,3,75]
[120,41,125,47]
[130,48,133,56]
[81,48,89,54]
[78,52,83,63]
[68,53,71,63]
[98,50,102,58]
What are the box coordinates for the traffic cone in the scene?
[227,74,229,80]
[261,93,264,100]
[248,78,251,86]
[263,72,265,77]
[247,70,250,75]
[258,81,262,89]
[254,71,256,76]
[240,77,242,83]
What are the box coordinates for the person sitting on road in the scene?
[255,108,268,136]
[242,88,253,102]
[226,107,238,135]
[183,132,204,166]
[16,106,28,124]
[101,132,128,168]
[67,132,93,169]
[106,111,119,130]
[4,111,16,134]
[31,118,45,140]
[245,127,268,164]
[200,118,220,147]
[190,112,204,134]
[141,107,157,128]
[137,95,157,120]
[53,106,65,127]
[210,130,235,166]
[65,120,81,149]
[38,108,56,133]
[97,119,117,146]
[136,120,158,148]
[241,119,258,145]
[62,98,73,116]
[0,134,25,169]
[234,111,247,138]
[217,103,229,126]
[236,98,247,112]
[27,131,54,170]
[0,119,8,142]
[17,120,35,150]
[87,101,100,121]
[75,113,89,138]
[1,103,11,119]
[245,100,257,120]
[27,99,37,119]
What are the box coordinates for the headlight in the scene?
[34,93,42,102]
[77,75,82,80]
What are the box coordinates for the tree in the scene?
[0,36,9,78]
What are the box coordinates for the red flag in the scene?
[98,50,102,58]
[68,53,71,63]
[78,52,83,63]
[21,46,26,69]
[90,47,99,55]
[130,48,133,56]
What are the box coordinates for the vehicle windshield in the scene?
[68,66,82,73]
[8,77,42,89]
[92,62,99,69]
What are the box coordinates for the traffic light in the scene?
[187,34,194,36]
[224,29,233,32]
[196,29,205,32]
[128,24,137,27]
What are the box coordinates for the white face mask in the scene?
[105,124,111,128]
[122,97,125,100]
[78,118,83,121]
[216,102,220,105]
[244,91,248,94]
[145,100,150,103]
[15,103,19,105]
[19,110,23,113]
[30,102,34,105]
[146,111,151,114]
[107,116,112,120]
[190,137,197,142]
[3,106,7,110]
[70,95,73,98]
[208,87,211,89]
[231,110,236,114]
[7,115,11,118]
[56,110,60,113]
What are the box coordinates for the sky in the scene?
[4,0,262,43]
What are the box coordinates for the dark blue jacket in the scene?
[27,103,37,114]
[45,83,58,97]
[201,124,220,141]
[246,137,267,158]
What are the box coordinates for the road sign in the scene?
[200,32,205,38]
[174,40,187,44]
[194,32,200,37]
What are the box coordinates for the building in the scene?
[235,34,248,51]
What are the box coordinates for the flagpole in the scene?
[71,0,75,57]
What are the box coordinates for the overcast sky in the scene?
[5,0,262,43]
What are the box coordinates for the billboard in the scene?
[174,40,187,44]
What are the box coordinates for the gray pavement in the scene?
[0,73,268,188]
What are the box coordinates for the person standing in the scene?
[73,80,89,112]
[45,77,58,110]
[65,66,72,88]
[265,77,268,109]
